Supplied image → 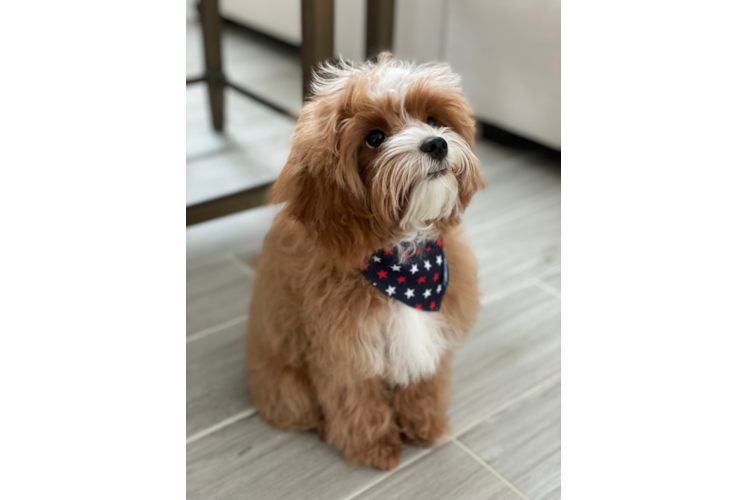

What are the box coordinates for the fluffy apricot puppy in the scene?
[246,53,484,470]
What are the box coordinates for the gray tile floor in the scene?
[186,10,560,500]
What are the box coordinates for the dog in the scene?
[246,53,485,470]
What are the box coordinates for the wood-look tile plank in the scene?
[186,148,286,206]
[230,67,304,114]
[186,88,295,205]
[187,414,424,500]
[186,86,294,166]
[186,270,254,336]
[186,204,277,266]
[353,442,523,500]
[468,281,560,343]
[473,140,523,168]
[543,271,561,293]
[460,149,560,299]
[187,257,249,300]
[469,200,560,299]
[186,17,202,75]
[450,286,560,433]
[187,320,253,437]
[465,150,561,231]
[458,381,561,500]
[187,86,295,133]
[235,246,261,271]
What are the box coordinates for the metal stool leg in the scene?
[366,0,394,59]
[200,0,225,131]
[301,0,334,99]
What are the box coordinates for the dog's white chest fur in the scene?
[363,301,450,386]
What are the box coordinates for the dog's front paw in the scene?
[346,432,403,470]
[367,434,403,470]
[398,410,450,448]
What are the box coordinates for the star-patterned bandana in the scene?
[360,239,449,311]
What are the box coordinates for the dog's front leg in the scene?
[393,353,453,447]
[310,364,402,470]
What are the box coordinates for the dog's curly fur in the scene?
[246,53,485,470]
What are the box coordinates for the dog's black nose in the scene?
[420,137,448,161]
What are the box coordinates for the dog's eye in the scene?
[365,129,386,149]
[426,116,437,127]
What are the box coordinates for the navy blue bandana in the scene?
[361,239,449,311]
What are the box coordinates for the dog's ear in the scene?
[274,99,376,263]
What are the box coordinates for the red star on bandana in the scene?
[415,248,421,256]
[360,263,369,271]
[415,304,423,310]
[417,276,426,284]
[377,270,387,279]
[385,248,393,255]
[430,301,436,310]
[397,276,406,284]
[433,273,439,282]
[437,239,443,247]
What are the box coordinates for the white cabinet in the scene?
[394,0,560,148]
[444,0,560,148]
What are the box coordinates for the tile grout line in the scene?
[227,252,257,278]
[534,279,561,300]
[455,371,562,439]
[187,409,256,445]
[186,314,248,344]
[451,438,530,500]
[341,446,437,500]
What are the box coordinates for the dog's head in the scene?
[275,53,484,264]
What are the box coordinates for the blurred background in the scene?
[187,1,560,498]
